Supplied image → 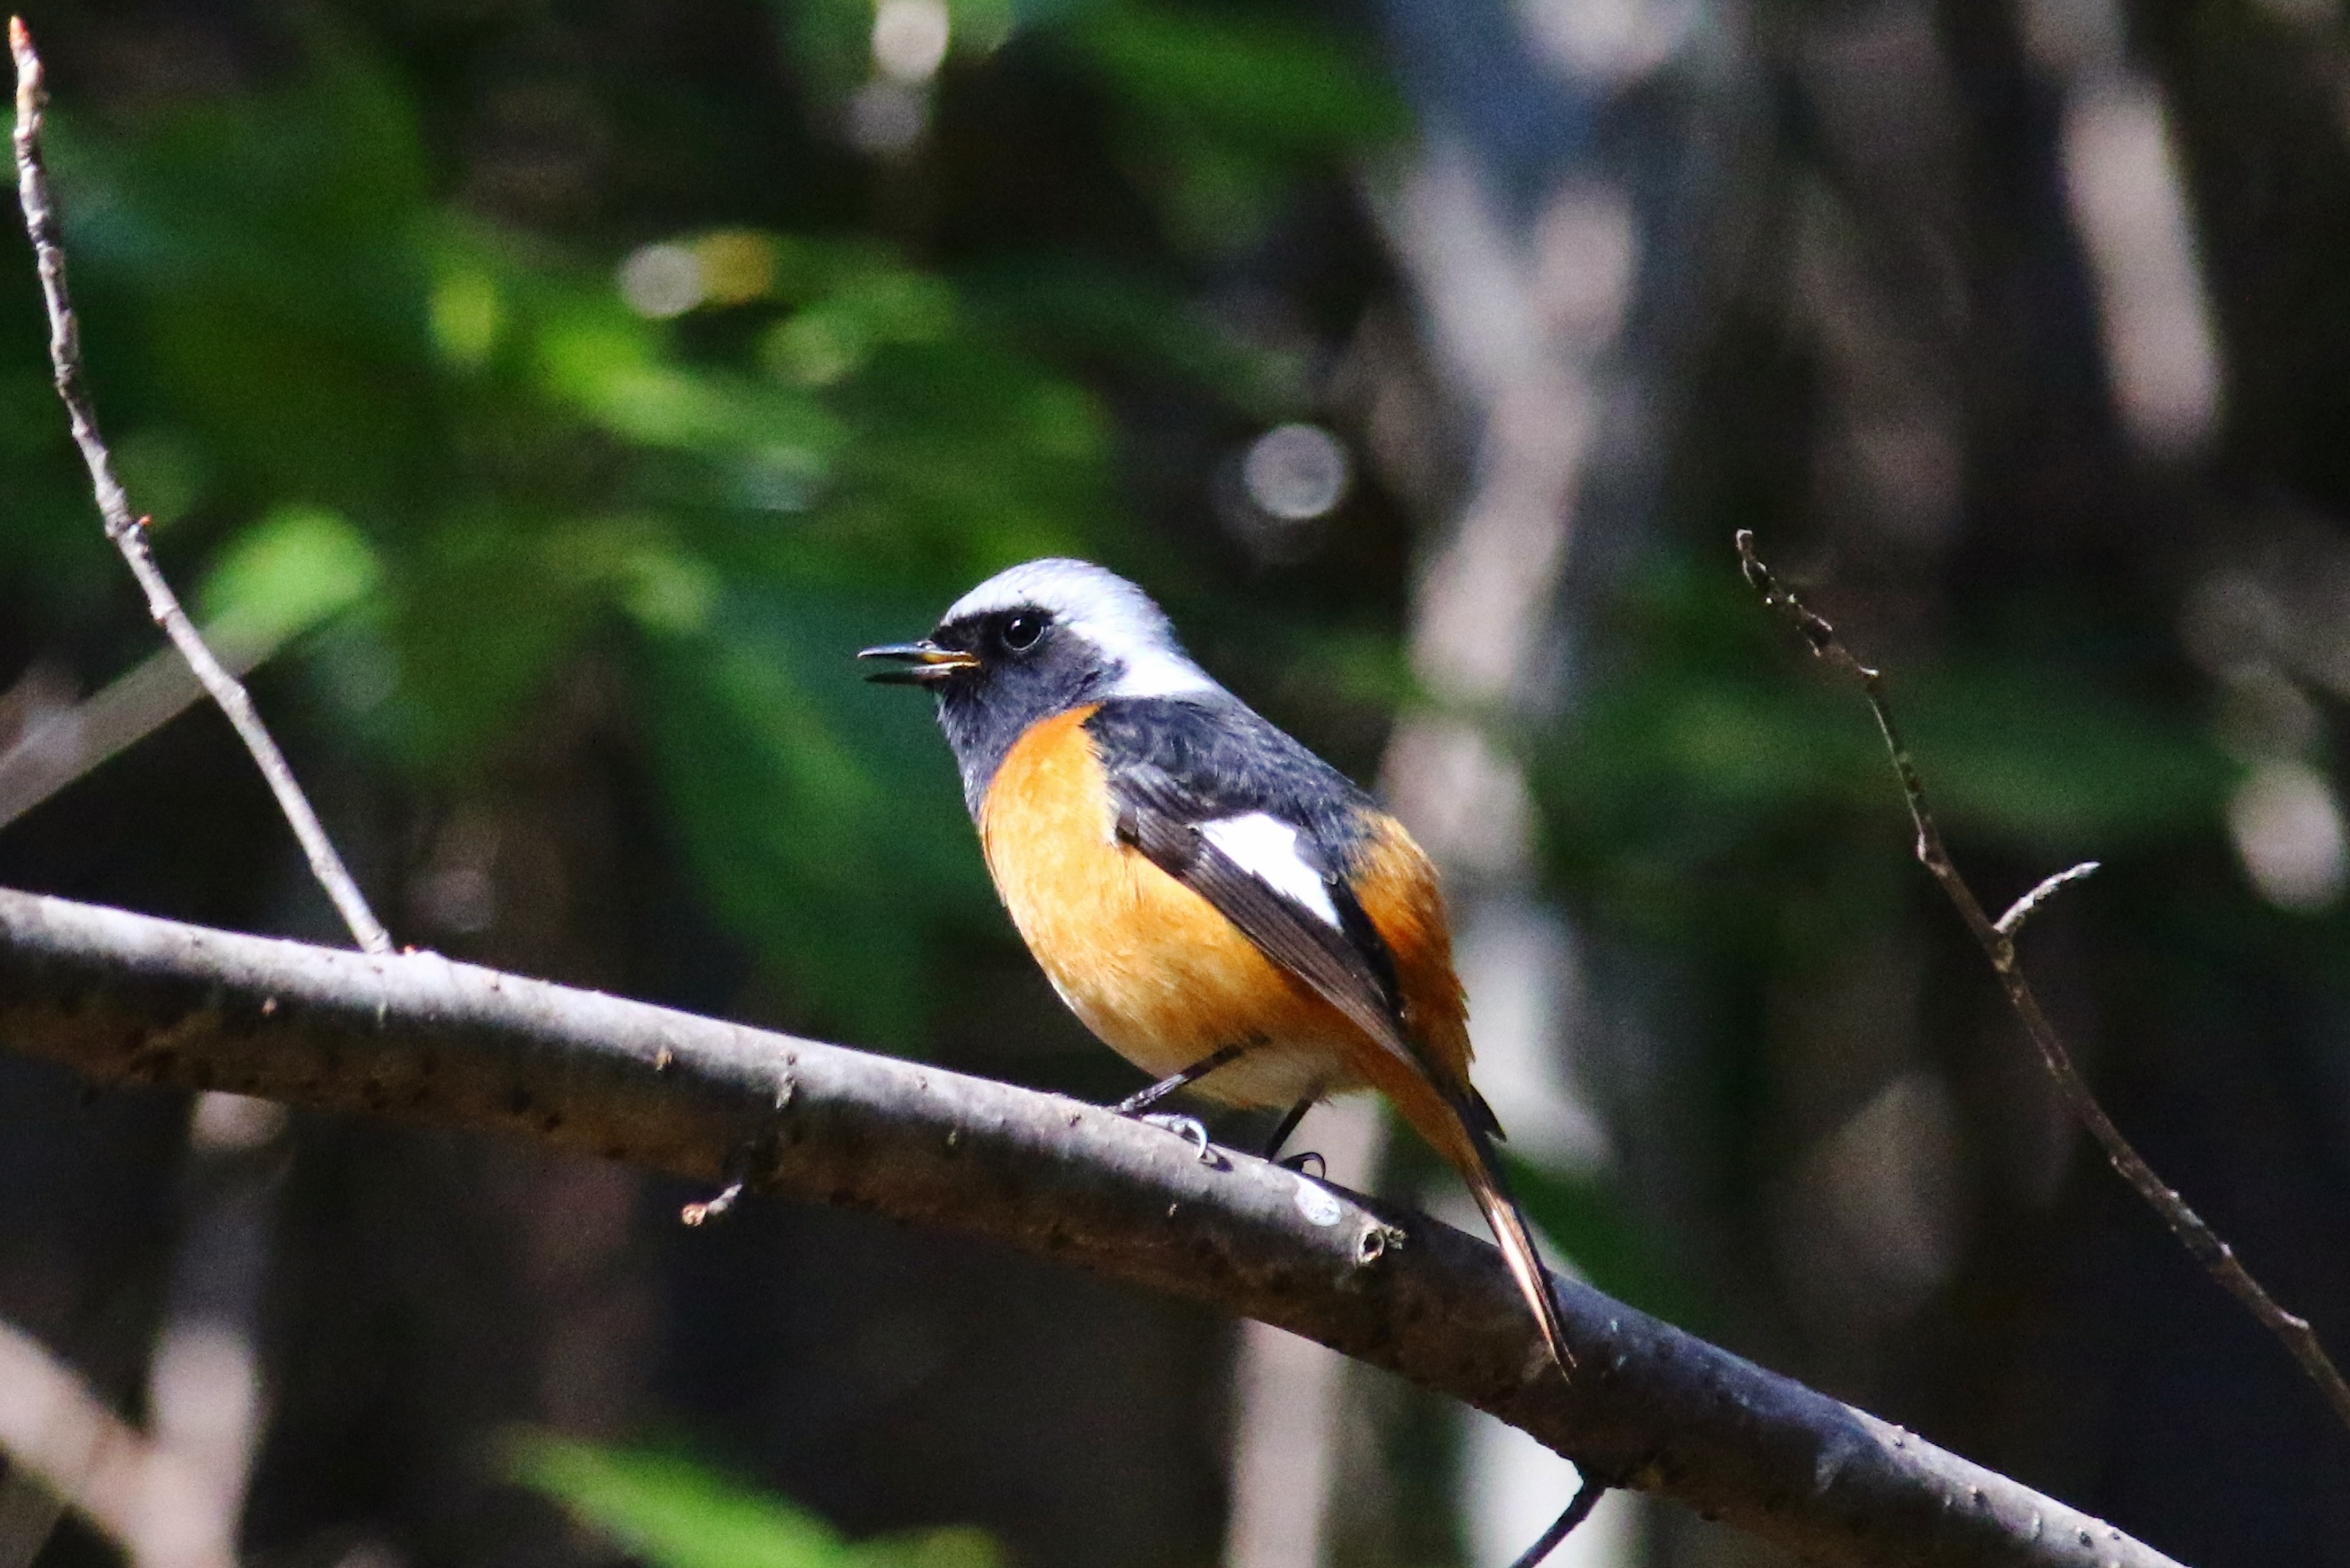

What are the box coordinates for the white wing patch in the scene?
[1200,813,1343,929]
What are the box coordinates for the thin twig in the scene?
[0,630,277,829]
[1993,862,2101,937]
[1735,528,2350,1434]
[1508,1479,1607,1568]
[8,19,389,955]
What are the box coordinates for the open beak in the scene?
[858,640,981,686]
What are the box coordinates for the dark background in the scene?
[4,0,2349,1564]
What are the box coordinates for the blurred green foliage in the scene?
[773,0,1403,252]
[5,2,2343,1558]
[0,0,1405,1041]
[198,506,380,654]
[510,1432,1001,1568]
[1538,557,2237,953]
[1516,545,2259,1343]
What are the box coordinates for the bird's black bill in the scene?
[858,641,980,685]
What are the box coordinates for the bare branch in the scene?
[0,1317,231,1568]
[0,886,2190,1568]
[8,19,389,955]
[0,626,285,829]
[1736,528,2350,1435]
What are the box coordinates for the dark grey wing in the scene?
[1112,779,1422,1073]
[1085,694,1375,849]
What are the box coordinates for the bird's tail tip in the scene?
[1457,1119,1575,1380]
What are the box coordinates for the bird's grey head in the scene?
[859,559,1218,814]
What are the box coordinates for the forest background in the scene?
[4,0,2349,1565]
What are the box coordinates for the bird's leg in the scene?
[1261,1096,1315,1164]
[1111,1042,1256,1164]
[1110,1040,1251,1117]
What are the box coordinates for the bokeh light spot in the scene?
[1242,423,1351,521]
[2229,759,2347,911]
[873,0,951,83]
[618,243,704,319]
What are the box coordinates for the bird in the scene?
[861,558,1572,1376]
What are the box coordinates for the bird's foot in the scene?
[1138,1112,1216,1163]
[1275,1150,1326,1178]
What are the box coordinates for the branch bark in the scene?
[0,886,2189,1568]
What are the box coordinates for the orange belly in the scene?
[977,706,1372,1109]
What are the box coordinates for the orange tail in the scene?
[1400,1086,1570,1382]
[1441,1095,1574,1379]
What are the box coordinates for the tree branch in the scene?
[0,886,2189,1568]
[0,1316,231,1568]
[0,623,288,831]
[1735,528,2350,1436]
[9,18,389,955]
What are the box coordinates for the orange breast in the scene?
[977,707,1373,1109]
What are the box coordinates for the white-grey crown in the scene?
[945,558,1217,700]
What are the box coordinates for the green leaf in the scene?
[508,1433,1001,1568]
[513,1437,842,1568]
[1066,3,1408,156]
[199,505,382,654]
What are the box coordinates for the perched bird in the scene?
[862,559,1571,1376]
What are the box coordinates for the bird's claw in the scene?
[1140,1112,1215,1162]
[1275,1149,1326,1177]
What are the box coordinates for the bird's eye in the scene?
[1002,613,1046,653]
